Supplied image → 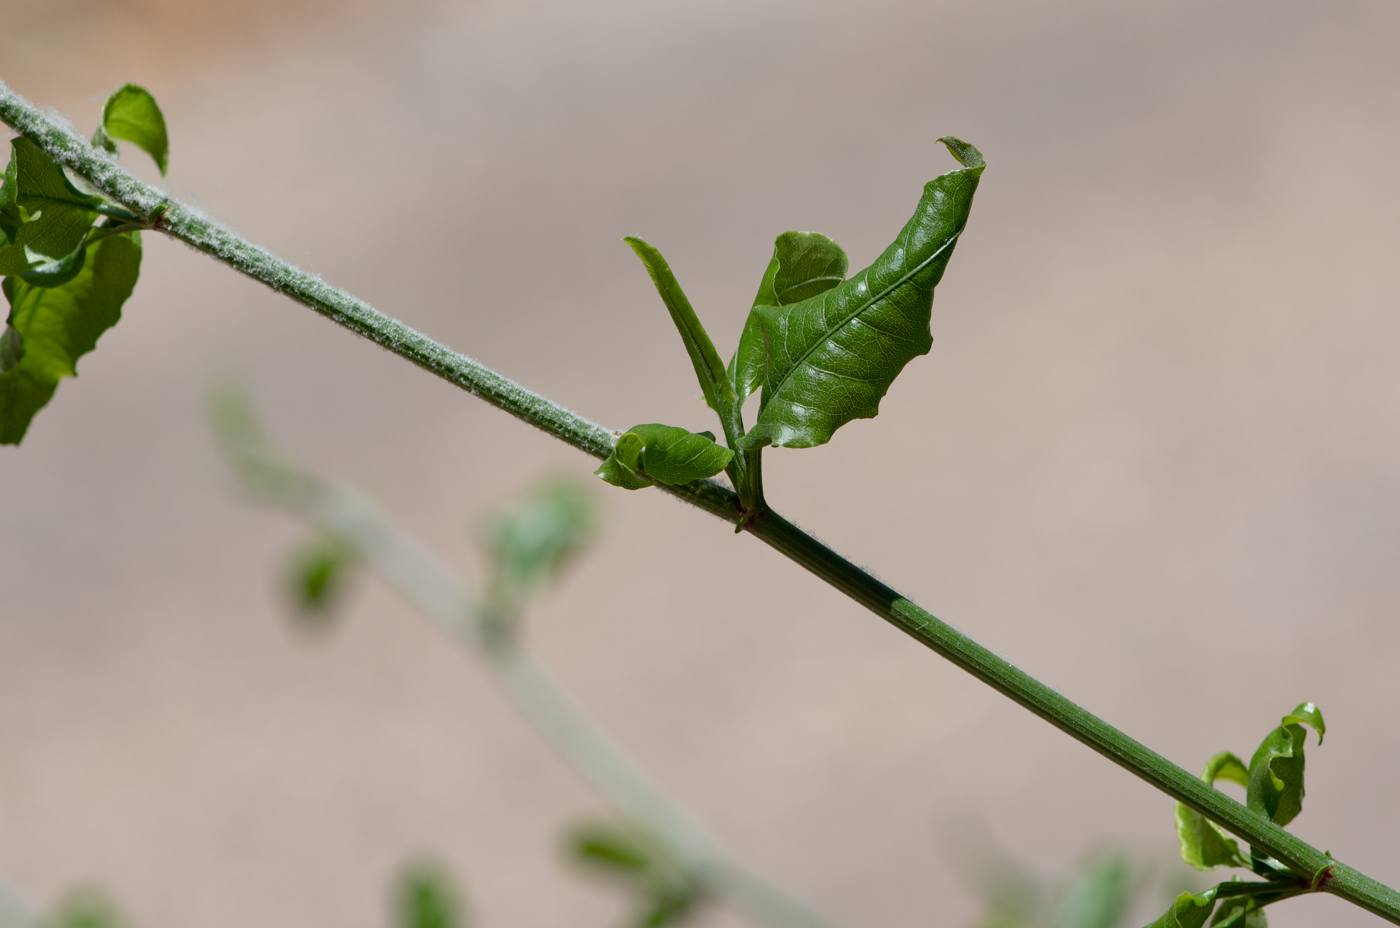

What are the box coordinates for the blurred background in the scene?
[3,0,1400,926]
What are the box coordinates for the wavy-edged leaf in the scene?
[625,236,734,417]
[1145,889,1219,928]
[1,232,141,444]
[729,231,848,407]
[739,137,984,449]
[1247,703,1324,827]
[1176,752,1250,871]
[7,137,101,263]
[96,84,170,176]
[594,424,734,489]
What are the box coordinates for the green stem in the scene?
[4,78,1397,925]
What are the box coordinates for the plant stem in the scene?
[4,79,1398,925]
[209,403,837,928]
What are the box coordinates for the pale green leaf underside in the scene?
[740,137,984,449]
[100,84,170,176]
[1,232,142,444]
[729,230,848,407]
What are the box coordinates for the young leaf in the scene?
[625,237,735,417]
[739,137,984,449]
[1246,703,1324,827]
[1,232,141,444]
[396,864,464,928]
[729,231,848,407]
[594,424,734,489]
[95,84,170,176]
[1176,752,1251,870]
[484,481,594,605]
[6,138,102,263]
[1145,889,1219,928]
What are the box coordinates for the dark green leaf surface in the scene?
[739,137,984,449]
[6,138,101,264]
[1247,703,1324,828]
[625,236,734,416]
[1,232,141,444]
[729,231,848,407]
[397,864,463,928]
[1177,752,1251,870]
[98,84,170,176]
[594,424,734,489]
[1145,889,1218,928]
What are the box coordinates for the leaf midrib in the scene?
[763,230,960,411]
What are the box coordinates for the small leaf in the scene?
[397,863,463,928]
[569,821,658,877]
[285,536,356,623]
[1176,752,1251,871]
[739,137,984,449]
[729,231,848,407]
[625,236,734,417]
[566,819,702,928]
[7,138,102,263]
[1246,703,1324,827]
[98,84,170,176]
[1144,889,1218,928]
[484,481,595,604]
[1049,851,1132,928]
[1,232,141,444]
[595,424,734,489]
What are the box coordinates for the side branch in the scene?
[3,79,1397,925]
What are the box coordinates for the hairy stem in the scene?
[3,79,1397,925]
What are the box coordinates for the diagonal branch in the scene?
[3,78,1398,925]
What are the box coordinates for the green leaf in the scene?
[1,232,141,444]
[285,535,356,623]
[484,481,595,604]
[625,236,735,417]
[594,424,734,489]
[739,137,984,449]
[1209,898,1267,928]
[1176,752,1251,870]
[52,892,124,928]
[1247,703,1324,827]
[569,820,658,876]
[397,864,463,928]
[1144,889,1219,928]
[6,137,102,263]
[729,230,848,407]
[566,819,702,928]
[18,240,88,288]
[97,84,170,176]
[1049,851,1132,928]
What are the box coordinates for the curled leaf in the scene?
[729,231,848,407]
[96,84,170,176]
[1176,752,1250,871]
[1144,889,1218,928]
[1,232,142,444]
[1246,703,1324,827]
[594,424,734,489]
[739,137,983,449]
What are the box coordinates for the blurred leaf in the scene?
[1144,889,1218,928]
[1,232,141,444]
[51,892,123,928]
[285,535,356,623]
[738,138,983,449]
[485,481,595,605]
[569,820,659,877]
[567,819,703,928]
[1176,752,1250,871]
[1050,851,1132,928]
[729,230,848,407]
[396,864,463,928]
[594,424,733,490]
[95,84,170,176]
[625,236,733,416]
[5,138,101,264]
[1247,703,1324,827]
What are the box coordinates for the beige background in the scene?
[3,1,1400,927]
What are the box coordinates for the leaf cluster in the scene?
[0,84,166,444]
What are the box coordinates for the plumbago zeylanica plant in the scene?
[1,78,1397,928]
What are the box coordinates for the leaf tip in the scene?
[938,136,985,170]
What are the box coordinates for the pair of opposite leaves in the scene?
[0,84,167,445]
[596,137,985,491]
